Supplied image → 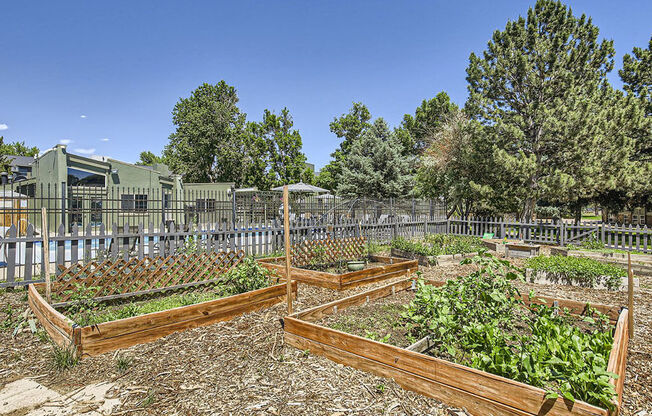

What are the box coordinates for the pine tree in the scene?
[465,0,616,221]
[337,119,414,198]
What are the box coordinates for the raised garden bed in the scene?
[505,243,541,258]
[258,255,416,290]
[390,234,484,266]
[481,238,523,254]
[550,247,652,277]
[257,237,417,289]
[283,266,628,415]
[29,251,297,357]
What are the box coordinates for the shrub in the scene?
[222,256,278,294]
[525,255,626,290]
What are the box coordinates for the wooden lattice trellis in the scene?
[52,251,245,302]
[291,237,366,267]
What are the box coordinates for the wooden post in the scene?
[41,207,51,303]
[283,185,293,314]
[627,252,634,338]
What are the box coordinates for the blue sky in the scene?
[1,1,650,170]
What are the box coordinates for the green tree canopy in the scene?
[0,136,39,173]
[163,81,247,184]
[465,0,617,221]
[252,108,307,189]
[337,119,414,198]
[398,92,458,155]
[317,102,372,191]
[136,151,164,166]
[415,110,500,217]
[620,36,652,117]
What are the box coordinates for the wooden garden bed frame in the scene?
[505,243,541,258]
[29,280,297,357]
[283,278,629,416]
[390,247,477,267]
[257,255,417,290]
[481,238,523,254]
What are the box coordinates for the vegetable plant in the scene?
[525,255,625,290]
[402,252,617,409]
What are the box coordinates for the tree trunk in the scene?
[574,205,582,225]
[522,197,536,222]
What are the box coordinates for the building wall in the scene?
[13,145,234,233]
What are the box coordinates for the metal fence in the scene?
[3,183,446,234]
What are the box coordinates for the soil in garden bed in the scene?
[319,290,416,348]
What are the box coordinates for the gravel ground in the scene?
[0,255,650,415]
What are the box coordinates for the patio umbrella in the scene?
[271,182,328,193]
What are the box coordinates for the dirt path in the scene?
[1,257,650,415]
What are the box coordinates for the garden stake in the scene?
[283,185,293,314]
[41,207,51,303]
[628,252,634,338]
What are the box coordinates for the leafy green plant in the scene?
[525,255,626,290]
[1,304,16,331]
[222,256,277,294]
[364,330,391,343]
[402,253,617,409]
[579,233,605,250]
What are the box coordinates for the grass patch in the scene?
[50,342,79,371]
[115,354,133,372]
[525,255,626,289]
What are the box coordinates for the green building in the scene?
[12,144,234,233]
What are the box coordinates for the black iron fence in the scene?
[3,183,446,234]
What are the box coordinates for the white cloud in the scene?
[74,148,96,155]
[100,138,110,142]
[60,139,73,145]
[0,124,8,131]
[80,115,87,119]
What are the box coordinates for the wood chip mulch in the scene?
[1,255,650,415]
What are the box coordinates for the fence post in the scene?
[231,187,237,230]
[500,219,505,239]
[5,225,16,286]
[560,221,565,246]
[60,183,66,229]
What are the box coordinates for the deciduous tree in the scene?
[163,81,247,184]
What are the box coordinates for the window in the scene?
[16,166,31,176]
[121,194,148,212]
[68,167,105,187]
[163,193,171,208]
[196,198,216,212]
[91,199,103,224]
[68,197,83,231]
